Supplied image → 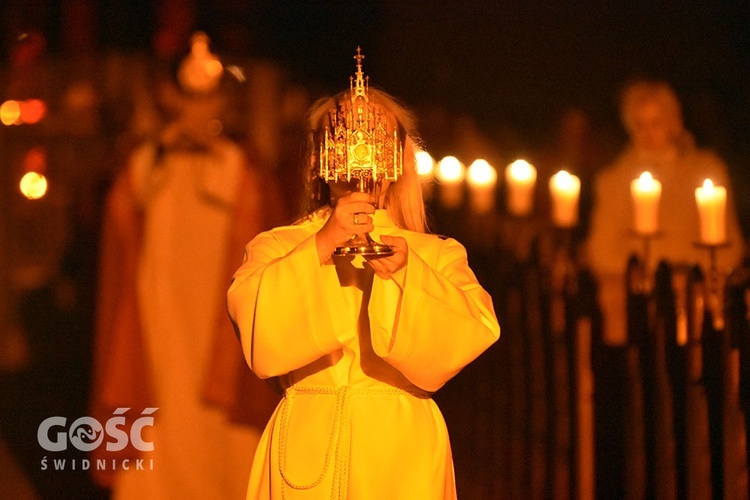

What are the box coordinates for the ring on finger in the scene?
[353,213,360,225]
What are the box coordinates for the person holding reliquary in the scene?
[226,48,500,499]
[585,78,746,345]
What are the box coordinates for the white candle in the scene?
[630,171,662,235]
[505,159,537,216]
[549,170,580,228]
[415,150,435,178]
[415,150,435,199]
[695,178,727,245]
[435,155,465,209]
[467,159,497,214]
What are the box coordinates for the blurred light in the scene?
[23,147,47,173]
[1,100,22,125]
[178,32,224,94]
[467,159,497,187]
[225,65,246,83]
[415,150,435,177]
[635,171,656,191]
[506,159,536,182]
[549,170,581,228]
[20,99,46,124]
[435,156,465,183]
[205,59,223,78]
[19,172,48,199]
[551,169,576,191]
[505,159,537,217]
[467,159,497,214]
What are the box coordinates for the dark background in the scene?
[20,0,743,216]
[4,1,750,157]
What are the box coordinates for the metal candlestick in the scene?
[631,230,661,294]
[694,241,731,331]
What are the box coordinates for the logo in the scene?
[38,407,157,453]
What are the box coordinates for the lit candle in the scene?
[695,178,727,245]
[467,159,497,214]
[415,150,435,178]
[505,159,537,216]
[435,155,465,209]
[415,150,435,199]
[549,170,580,228]
[630,171,662,235]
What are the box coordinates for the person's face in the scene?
[629,101,679,153]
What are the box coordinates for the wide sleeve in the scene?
[227,230,356,378]
[367,237,500,392]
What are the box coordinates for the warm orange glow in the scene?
[435,156,465,209]
[506,159,537,182]
[549,170,581,227]
[505,159,537,216]
[23,147,47,172]
[435,156,464,183]
[415,150,435,177]
[20,99,47,124]
[178,32,224,94]
[1,100,22,125]
[19,172,48,199]
[467,159,497,187]
[634,171,657,191]
[695,177,726,244]
[205,59,224,78]
[467,159,497,214]
[630,171,662,235]
[550,169,577,191]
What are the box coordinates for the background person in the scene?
[585,78,746,345]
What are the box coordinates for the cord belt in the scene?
[278,385,425,499]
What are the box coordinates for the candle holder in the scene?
[499,212,539,263]
[630,230,662,294]
[693,240,732,331]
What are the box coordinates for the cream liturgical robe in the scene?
[227,209,500,499]
[111,141,262,500]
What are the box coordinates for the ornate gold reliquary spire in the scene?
[319,47,404,187]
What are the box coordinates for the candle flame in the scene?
[636,171,657,191]
[468,159,497,187]
[436,156,464,183]
[552,169,573,190]
[702,178,714,192]
[507,159,536,182]
[415,150,435,177]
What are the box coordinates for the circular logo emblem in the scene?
[68,417,104,452]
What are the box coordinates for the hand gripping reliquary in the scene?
[318,47,405,256]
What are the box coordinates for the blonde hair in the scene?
[299,88,427,233]
[619,79,683,137]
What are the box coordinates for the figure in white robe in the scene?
[108,139,263,500]
[227,209,500,499]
